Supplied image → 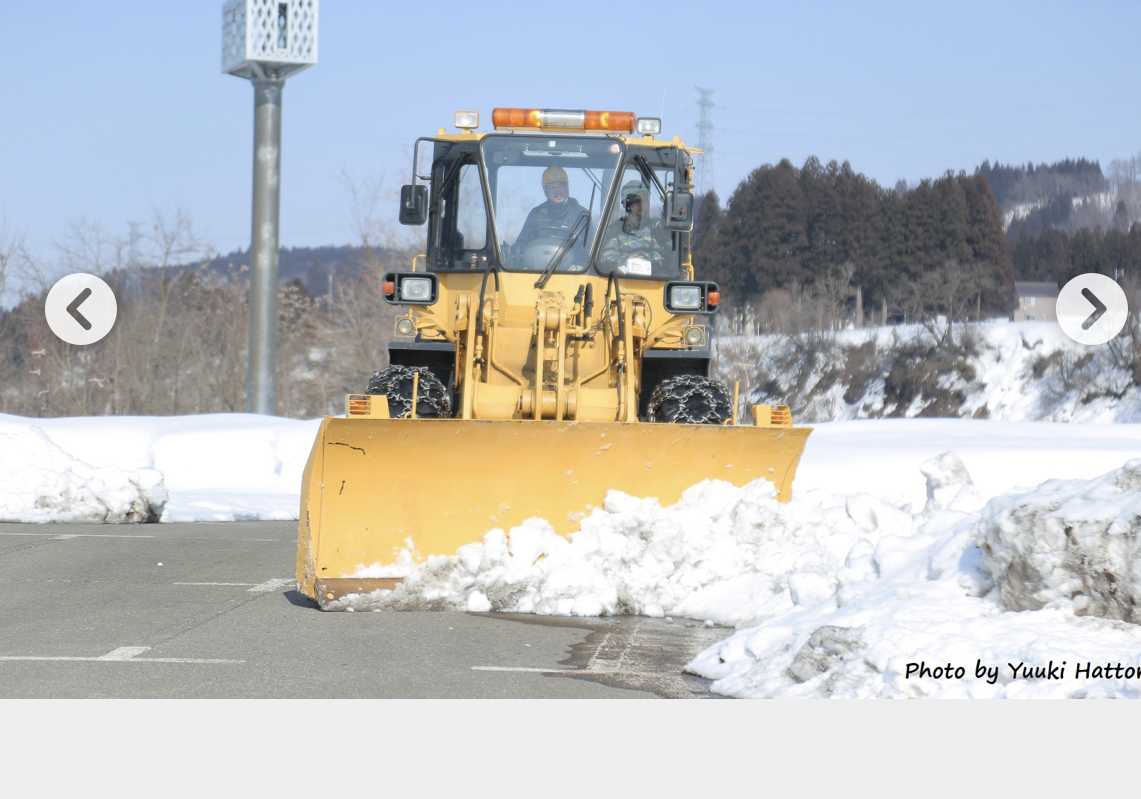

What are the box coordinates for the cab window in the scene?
[597,163,681,278]
[432,154,490,270]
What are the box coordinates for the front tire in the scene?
[647,375,732,424]
[366,365,452,418]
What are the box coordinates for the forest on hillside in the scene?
[690,154,1141,328]
[692,157,1014,326]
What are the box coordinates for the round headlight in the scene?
[395,317,415,336]
[684,326,706,346]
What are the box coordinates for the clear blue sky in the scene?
[2,1,1139,269]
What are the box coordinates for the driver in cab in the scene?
[512,166,588,267]
[599,181,667,276]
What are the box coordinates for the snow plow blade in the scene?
[296,416,811,607]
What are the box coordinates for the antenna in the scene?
[695,87,715,196]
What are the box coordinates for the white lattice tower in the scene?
[222,0,319,79]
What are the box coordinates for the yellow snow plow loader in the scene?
[297,107,811,608]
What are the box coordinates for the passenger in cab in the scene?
[598,180,668,276]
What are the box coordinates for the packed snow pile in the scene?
[978,460,1141,621]
[0,425,167,522]
[691,457,1141,698]
[331,478,906,621]
[715,319,1141,423]
[0,413,317,523]
[337,454,1141,698]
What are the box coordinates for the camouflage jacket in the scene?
[598,219,668,275]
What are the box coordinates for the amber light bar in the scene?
[492,107,636,132]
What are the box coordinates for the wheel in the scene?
[647,374,732,424]
[366,365,452,418]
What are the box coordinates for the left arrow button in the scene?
[44,273,118,346]
[66,288,94,331]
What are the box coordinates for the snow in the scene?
[329,450,1141,698]
[0,413,317,523]
[4,411,1139,526]
[979,460,1141,621]
[0,424,166,523]
[715,320,1141,423]
[687,459,1141,698]
[797,419,1141,511]
[4,406,1141,698]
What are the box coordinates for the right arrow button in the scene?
[1079,287,1107,330]
[1057,273,1128,346]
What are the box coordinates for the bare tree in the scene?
[0,183,422,418]
[0,219,24,301]
[892,260,987,349]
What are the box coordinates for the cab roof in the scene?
[429,128,702,155]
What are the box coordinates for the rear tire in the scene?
[647,374,732,424]
[366,365,452,418]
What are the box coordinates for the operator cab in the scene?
[400,107,696,281]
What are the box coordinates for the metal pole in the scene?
[246,76,284,414]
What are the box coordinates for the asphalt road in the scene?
[0,521,723,698]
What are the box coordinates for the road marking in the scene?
[98,646,151,661]
[174,582,259,587]
[247,577,294,593]
[171,578,293,593]
[0,532,155,539]
[472,666,583,674]
[0,645,243,664]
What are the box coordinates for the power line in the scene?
[695,87,715,196]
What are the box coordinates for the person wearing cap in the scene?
[598,180,667,275]
[512,165,588,265]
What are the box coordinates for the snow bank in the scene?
[336,454,1141,699]
[795,419,1141,511]
[0,413,317,522]
[979,459,1141,621]
[689,458,1141,698]
[716,319,1141,423]
[0,425,166,522]
[4,408,1141,698]
[3,412,1139,525]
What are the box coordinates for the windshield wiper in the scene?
[534,210,590,289]
[632,155,667,200]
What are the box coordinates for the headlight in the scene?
[664,281,719,314]
[668,285,702,310]
[383,272,438,305]
[400,277,433,302]
[454,110,479,129]
[683,326,707,347]
[636,117,662,136]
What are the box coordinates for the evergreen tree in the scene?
[712,160,807,298]
[692,191,724,287]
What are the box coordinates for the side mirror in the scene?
[666,190,694,232]
[399,184,428,226]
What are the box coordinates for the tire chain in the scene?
[366,365,452,418]
[647,374,733,424]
